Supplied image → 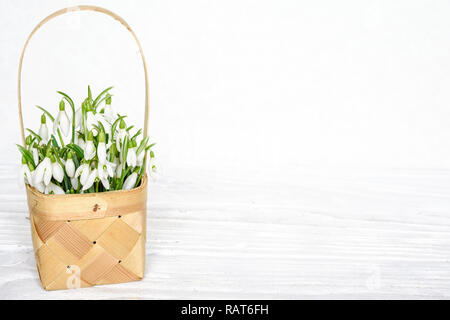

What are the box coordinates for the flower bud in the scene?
[119,119,126,129]
[25,135,32,145]
[110,143,118,157]
[98,131,106,143]
[59,100,65,111]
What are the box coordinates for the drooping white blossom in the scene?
[126,142,137,168]
[39,114,49,143]
[75,163,90,186]
[65,152,75,178]
[115,119,128,151]
[50,156,64,183]
[45,182,65,195]
[97,132,107,165]
[84,131,96,160]
[53,100,70,136]
[71,177,79,190]
[34,152,52,186]
[19,157,33,187]
[122,170,138,190]
[82,168,98,191]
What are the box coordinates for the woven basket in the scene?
[17,6,150,291]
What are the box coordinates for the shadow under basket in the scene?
[26,175,148,291]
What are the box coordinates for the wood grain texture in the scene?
[1,164,450,299]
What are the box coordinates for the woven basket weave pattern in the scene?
[27,177,147,291]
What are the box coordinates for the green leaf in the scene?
[135,156,147,187]
[50,135,59,148]
[95,94,113,108]
[66,144,84,159]
[126,125,134,132]
[93,86,113,109]
[117,166,131,190]
[26,129,42,142]
[136,136,149,155]
[16,144,35,167]
[36,106,55,122]
[131,129,142,141]
[110,115,127,141]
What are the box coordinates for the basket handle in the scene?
[17,5,150,145]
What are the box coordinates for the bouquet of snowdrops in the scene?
[17,86,156,194]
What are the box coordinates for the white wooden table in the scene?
[1,164,450,299]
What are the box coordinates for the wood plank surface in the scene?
[1,164,450,299]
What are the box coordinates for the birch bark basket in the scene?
[17,5,150,291]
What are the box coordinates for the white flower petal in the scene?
[126,148,137,167]
[84,141,96,160]
[65,159,75,178]
[39,124,48,142]
[32,148,39,165]
[100,177,110,190]
[82,169,97,190]
[97,142,106,164]
[122,172,137,190]
[34,157,50,185]
[52,162,64,183]
[80,165,90,186]
[71,177,79,190]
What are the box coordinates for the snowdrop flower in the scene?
[31,144,39,165]
[97,131,107,165]
[82,168,98,191]
[34,181,45,193]
[51,155,64,183]
[53,100,70,136]
[122,168,139,190]
[71,177,79,190]
[86,108,98,136]
[76,133,85,150]
[136,148,145,167]
[39,114,49,143]
[44,182,65,195]
[97,164,111,190]
[19,157,33,186]
[102,94,116,121]
[115,119,128,151]
[84,131,96,160]
[75,162,91,186]
[65,152,75,178]
[34,150,52,186]
[126,140,137,168]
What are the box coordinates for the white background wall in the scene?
[2,0,450,171]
